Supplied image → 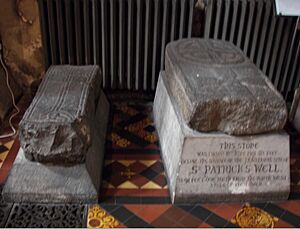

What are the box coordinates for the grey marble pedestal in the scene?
[2,91,109,203]
[154,72,290,204]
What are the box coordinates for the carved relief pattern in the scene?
[5,203,85,228]
[174,39,245,65]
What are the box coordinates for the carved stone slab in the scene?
[3,89,109,203]
[165,39,288,135]
[19,65,102,164]
[154,72,290,203]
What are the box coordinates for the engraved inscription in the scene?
[177,139,289,193]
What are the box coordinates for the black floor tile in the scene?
[106,148,160,155]
[99,196,116,204]
[289,192,300,200]
[115,196,141,204]
[177,204,196,213]
[252,202,268,209]
[263,203,286,218]
[279,209,300,227]
[118,113,147,128]
[109,206,136,223]
[99,205,120,214]
[140,168,159,180]
[141,197,171,204]
[0,145,8,154]
[124,215,153,228]
[113,128,149,147]
[205,214,230,228]
[188,205,212,221]
[188,205,237,228]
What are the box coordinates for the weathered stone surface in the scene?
[154,72,290,203]
[165,39,288,135]
[19,65,102,164]
[2,148,98,203]
[3,89,109,203]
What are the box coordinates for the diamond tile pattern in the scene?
[102,102,168,199]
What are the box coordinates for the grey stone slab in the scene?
[2,89,109,203]
[165,39,288,135]
[19,65,102,164]
[154,71,290,203]
[2,148,98,203]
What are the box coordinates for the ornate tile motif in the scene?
[231,203,278,228]
[5,203,86,228]
[87,205,120,228]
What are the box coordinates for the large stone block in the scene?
[3,88,109,203]
[19,65,102,164]
[165,39,287,135]
[154,72,290,203]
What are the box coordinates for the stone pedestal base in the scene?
[2,91,109,203]
[154,71,290,203]
[2,148,98,203]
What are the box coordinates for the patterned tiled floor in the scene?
[0,95,300,227]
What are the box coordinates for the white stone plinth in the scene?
[153,71,290,203]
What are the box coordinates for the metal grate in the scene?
[203,0,300,101]
[38,0,195,91]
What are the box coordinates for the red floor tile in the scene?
[134,204,172,223]
[202,203,224,212]
[151,215,183,228]
[178,212,203,227]
[275,219,295,228]
[124,204,145,215]
[212,203,242,221]
[277,201,300,216]
[161,206,190,221]
[198,222,213,228]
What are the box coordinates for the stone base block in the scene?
[2,148,98,203]
[2,90,109,203]
[154,71,290,204]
